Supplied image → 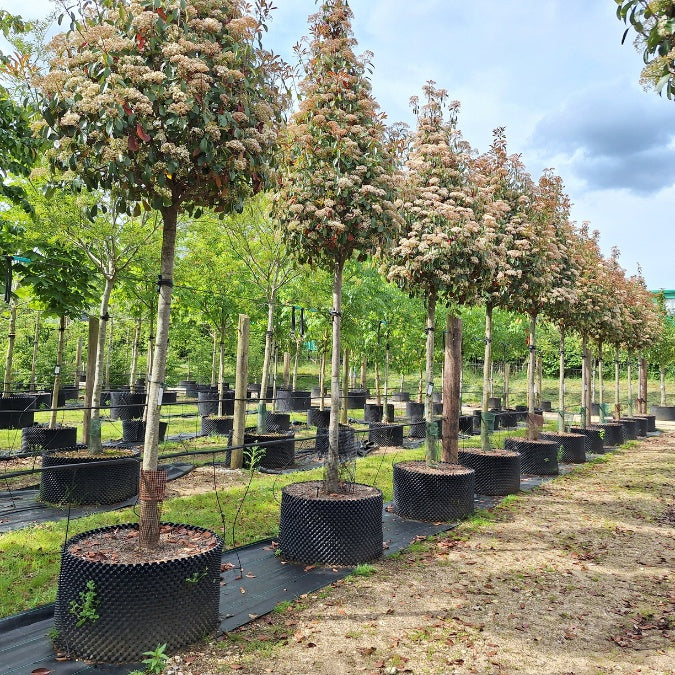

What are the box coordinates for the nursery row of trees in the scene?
[0,0,674,543]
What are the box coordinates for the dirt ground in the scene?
[169,430,674,675]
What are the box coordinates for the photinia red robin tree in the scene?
[36,0,286,548]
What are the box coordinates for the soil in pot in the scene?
[40,448,140,505]
[279,481,383,566]
[539,431,586,464]
[457,449,520,495]
[503,438,559,475]
[54,522,222,663]
[393,461,475,522]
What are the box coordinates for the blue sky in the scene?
[4,0,675,289]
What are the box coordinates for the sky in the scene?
[3,0,675,290]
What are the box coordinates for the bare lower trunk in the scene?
[481,304,493,452]
[49,316,66,428]
[140,205,178,549]
[582,335,591,427]
[527,314,537,439]
[374,360,381,405]
[89,276,114,453]
[503,362,510,409]
[319,350,326,411]
[535,355,543,408]
[340,347,349,425]
[660,366,667,406]
[615,345,621,420]
[292,337,300,390]
[218,321,225,417]
[442,314,461,464]
[627,358,633,414]
[3,299,17,396]
[145,297,155,387]
[210,330,218,387]
[425,293,437,464]
[558,328,565,433]
[129,317,141,392]
[74,336,83,391]
[282,351,290,388]
[82,317,98,444]
[638,356,647,415]
[598,342,604,406]
[260,300,275,398]
[383,345,390,420]
[360,355,367,390]
[29,311,40,392]
[325,261,343,493]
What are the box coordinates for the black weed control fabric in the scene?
[0,465,585,674]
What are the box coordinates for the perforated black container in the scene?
[197,390,234,416]
[315,425,356,457]
[593,422,625,447]
[393,461,475,522]
[21,425,77,453]
[391,391,410,402]
[243,432,294,469]
[264,412,291,432]
[346,390,367,409]
[368,422,404,447]
[276,389,312,412]
[619,418,639,441]
[0,395,35,429]
[504,438,559,475]
[121,420,167,443]
[634,414,656,432]
[497,411,519,429]
[406,401,424,420]
[457,449,520,495]
[306,407,331,428]
[539,431,586,464]
[279,481,383,565]
[109,391,145,421]
[650,405,675,421]
[40,448,140,505]
[201,415,233,436]
[623,416,648,437]
[54,523,222,663]
[569,426,605,454]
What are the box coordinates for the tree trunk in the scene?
[417,369,423,403]
[260,299,275,399]
[424,293,437,464]
[481,304,493,452]
[3,299,17,397]
[292,336,301,390]
[598,342,604,405]
[442,314,461,464]
[581,335,591,427]
[230,314,250,470]
[326,261,344,493]
[74,336,83,391]
[374,359,381,405]
[140,205,178,549]
[319,350,326,411]
[536,355,543,408]
[104,316,113,391]
[282,351,290,388]
[49,316,66,428]
[145,296,155,387]
[210,329,218,387]
[627,357,633,414]
[614,345,621,420]
[558,327,565,433]
[218,319,226,417]
[503,362,510,409]
[660,365,667,406]
[384,344,390,420]
[340,347,349,425]
[360,355,367,390]
[638,355,648,415]
[89,276,114,453]
[29,310,40,393]
[82,317,98,445]
[527,314,537,439]
[129,317,141,392]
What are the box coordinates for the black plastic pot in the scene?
[650,405,675,421]
[459,415,474,434]
[541,401,552,412]
[0,395,35,429]
[201,415,233,436]
[21,425,78,453]
[503,438,559,475]
[40,448,140,505]
[276,389,312,412]
[306,407,331,428]
[160,391,177,405]
[368,422,404,447]
[618,418,638,441]
[197,390,234,417]
[472,410,500,433]
[391,391,410,402]
[345,390,367,410]
[122,420,168,443]
[364,403,384,423]
[634,414,656,432]
[53,523,222,663]
[623,416,648,437]
[569,426,605,454]
[265,412,291,432]
[487,397,502,410]
[406,401,424,420]
[179,380,198,397]
[279,481,383,565]
[432,402,443,415]
[243,432,295,469]
[457,449,520,495]
[593,422,624,447]
[109,391,145,421]
[393,461,474,522]
[539,431,586,463]
[315,424,356,457]
[497,411,519,428]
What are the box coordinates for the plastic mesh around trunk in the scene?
[392,461,475,522]
[40,449,140,505]
[539,432,586,464]
[457,450,520,495]
[503,438,559,475]
[279,481,383,565]
[53,523,222,663]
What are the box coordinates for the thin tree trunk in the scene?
[140,205,178,549]
[3,299,17,397]
[29,311,40,393]
[260,300,275,399]
[218,320,226,417]
[627,357,633,414]
[145,296,155,387]
[536,355,543,408]
[340,347,349,425]
[326,261,343,493]
[282,351,290,388]
[581,334,591,427]
[660,365,667,406]
[638,355,648,415]
[82,317,98,445]
[49,316,66,428]
[399,372,404,392]
[319,350,326,411]
[527,314,537,439]
[598,342,604,405]
[292,337,300,390]
[615,345,621,420]
[210,329,218,387]
[425,293,437,463]
[384,344,390,420]
[558,327,565,432]
[481,304,493,452]
[503,362,510,410]
[89,276,114,453]
[74,336,83,391]
[417,369,423,404]
[360,355,367,390]
[230,314,249,470]
[374,359,381,405]
[129,317,141,392]
[104,317,113,391]
[442,314,461,464]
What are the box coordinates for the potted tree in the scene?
[275,0,401,565]
[387,82,494,517]
[35,0,284,661]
